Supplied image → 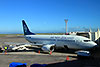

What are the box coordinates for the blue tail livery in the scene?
[22,20,35,35]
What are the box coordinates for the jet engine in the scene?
[41,44,55,52]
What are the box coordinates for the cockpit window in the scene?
[84,40,90,42]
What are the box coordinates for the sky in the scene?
[0,0,100,34]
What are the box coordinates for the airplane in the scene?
[22,20,97,52]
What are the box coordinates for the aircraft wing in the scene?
[4,42,43,46]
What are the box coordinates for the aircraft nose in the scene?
[90,42,97,47]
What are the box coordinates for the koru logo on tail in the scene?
[24,25,27,33]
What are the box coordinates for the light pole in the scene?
[65,19,68,34]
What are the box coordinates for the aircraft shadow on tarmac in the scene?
[9,46,76,54]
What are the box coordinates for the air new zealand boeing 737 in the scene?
[22,20,97,52]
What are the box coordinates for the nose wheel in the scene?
[64,45,69,50]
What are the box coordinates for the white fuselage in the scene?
[24,35,97,50]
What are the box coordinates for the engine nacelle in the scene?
[41,44,55,52]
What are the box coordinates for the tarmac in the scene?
[0,52,77,67]
[0,51,100,67]
[0,34,100,67]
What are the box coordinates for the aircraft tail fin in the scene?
[22,20,35,35]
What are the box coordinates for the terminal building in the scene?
[69,28,100,45]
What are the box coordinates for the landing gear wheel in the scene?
[64,45,69,52]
